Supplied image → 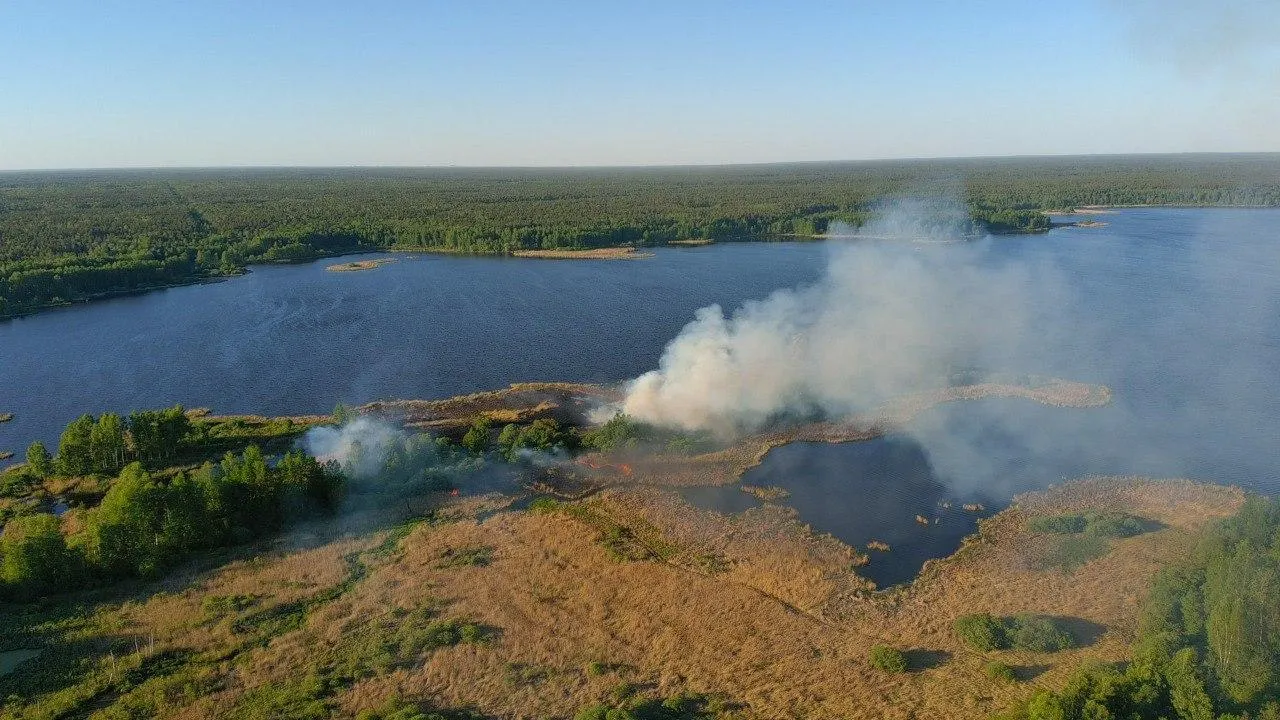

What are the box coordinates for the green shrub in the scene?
[954,613,1008,651]
[1084,512,1145,538]
[869,645,907,673]
[1028,513,1087,534]
[1037,532,1111,572]
[1029,511,1146,538]
[985,661,1017,682]
[1008,614,1074,652]
[527,496,561,513]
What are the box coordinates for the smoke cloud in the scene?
[620,198,1057,435]
[302,416,403,479]
[1113,0,1280,76]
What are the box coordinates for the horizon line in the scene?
[3,150,1279,175]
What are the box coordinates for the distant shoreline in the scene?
[2,204,1275,322]
[510,247,655,260]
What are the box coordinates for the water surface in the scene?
[3,209,1279,582]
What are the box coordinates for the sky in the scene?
[1,0,1277,169]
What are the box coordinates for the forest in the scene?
[2,153,1279,317]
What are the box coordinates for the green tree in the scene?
[461,417,491,453]
[278,450,344,513]
[333,403,351,424]
[1165,648,1214,720]
[89,412,127,473]
[0,513,73,597]
[55,414,96,475]
[25,440,52,477]
[128,405,190,467]
[84,462,170,576]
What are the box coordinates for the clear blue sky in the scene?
[1,0,1276,169]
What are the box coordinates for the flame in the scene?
[577,458,633,476]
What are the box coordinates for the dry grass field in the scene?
[1,381,1244,720]
[18,473,1236,720]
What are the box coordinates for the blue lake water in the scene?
[2,209,1279,583]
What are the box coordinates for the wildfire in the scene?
[578,459,633,476]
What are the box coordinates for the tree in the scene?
[84,462,169,577]
[332,403,352,424]
[89,412,127,473]
[1165,648,1214,720]
[461,418,491,453]
[55,414,96,475]
[128,405,190,467]
[25,441,52,477]
[0,513,73,597]
[278,450,344,513]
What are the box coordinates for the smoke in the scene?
[302,416,403,479]
[618,199,1280,501]
[620,198,1057,435]
[1113,0,1280,76]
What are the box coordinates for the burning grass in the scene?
[365,382,621,435]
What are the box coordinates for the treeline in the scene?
[4,154,1278,315]
[0,448,342,598]
[999,496,1280,719]
[0,406,348,598]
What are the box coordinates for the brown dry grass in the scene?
[364,382,622,434]
[123,474,1240,720]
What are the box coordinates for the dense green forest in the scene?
[2,154,1278,316]
[998,496,1280,720]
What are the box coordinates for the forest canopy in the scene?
[2,154,1279,316]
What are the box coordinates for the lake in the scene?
[3,209,1279,583]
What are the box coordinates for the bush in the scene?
[1028,513,1087,534]
[1029,511,1146,538]
[954,613,1008,651]
[869,645,907,673]
[1008,614,1074,652]
[1037,532,1111,572]
[985,661,1017,682]
[1084,512,1145,538]
[0,513,76,596]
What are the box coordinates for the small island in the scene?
[511,247,654,260]
[326,258,396,272]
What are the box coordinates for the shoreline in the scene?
[4,203,1275,321]
[511,247,654,260]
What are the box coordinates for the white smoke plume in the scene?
[620,198,1058,435]
[302,416,403,479]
